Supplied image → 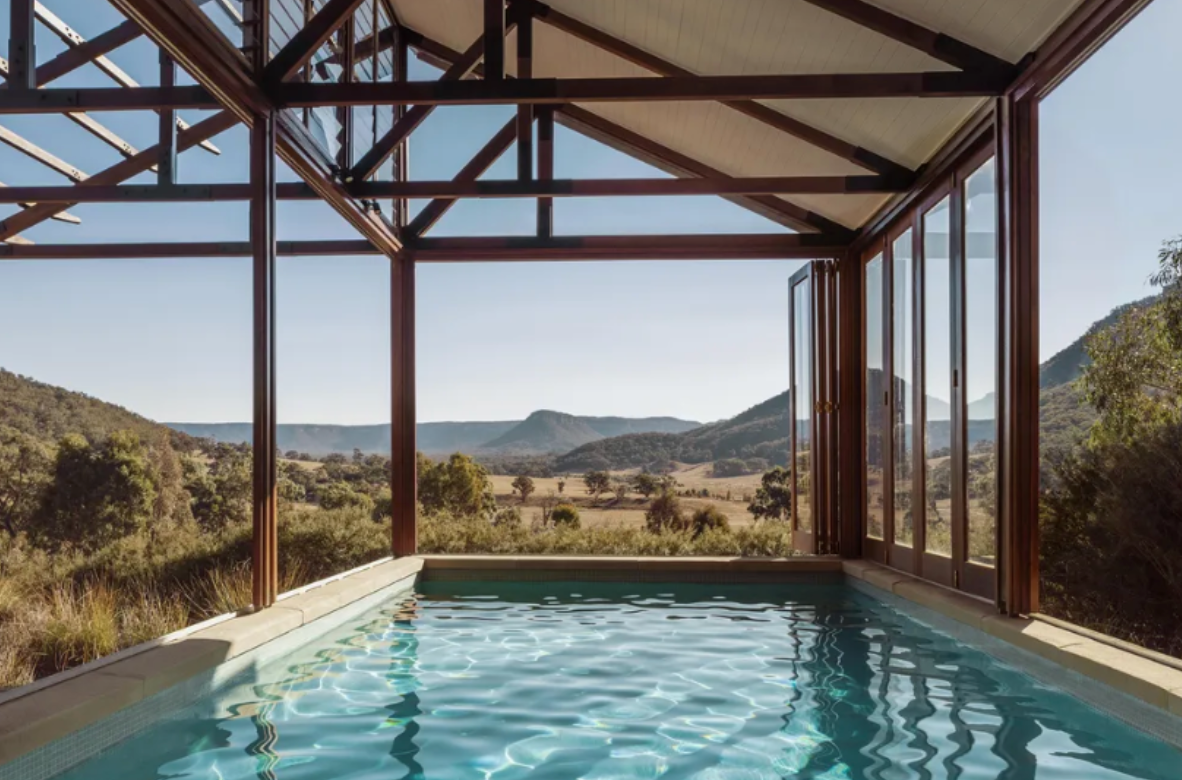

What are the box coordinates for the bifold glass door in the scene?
[862,150,999,600]
[789,261,838,554]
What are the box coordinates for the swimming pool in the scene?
[48,580,1182,779]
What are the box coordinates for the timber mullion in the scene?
[158,52,178,185]
[515,4,533,182]
[484,0,504,80]
[7,0,35,90]
[537,106,553,237]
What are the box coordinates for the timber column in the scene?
[391,252,417,556]
[247,0,279,608]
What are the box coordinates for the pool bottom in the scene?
[44,580,1182,780]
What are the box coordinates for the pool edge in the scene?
[844,559,1182,746]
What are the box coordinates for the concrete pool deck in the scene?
[2,554,1181,775]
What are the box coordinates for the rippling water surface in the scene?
[60,581,1181,780]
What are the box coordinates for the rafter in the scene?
[0,122,86,181]
[798,0,1013,74]
[31,3,221,156]
[264,0,368,83]
[0,179,80,224]
[524,0,912,180]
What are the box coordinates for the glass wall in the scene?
[793,278,812,533]
[862,149,998,599]
[963,160,998,567]
[891,231,915,548]
[922,197,953,557]
[865,255,886,540]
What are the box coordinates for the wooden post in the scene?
[158,52,177,185]
[247,0,279,609]
[394,25,409,226]
[7,0,35,90]
[997,94,1039,616]
[516,6,533,181]
[537,107,553,237]
[837,248,864,559]
[484,0,504,80]
[391,253,417,556]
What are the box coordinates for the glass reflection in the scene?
[866,255,886,540]
[893,231,915,548]
[923,197,954,557]
[793,278,812,533]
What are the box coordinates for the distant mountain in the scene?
[1,369,184,447]
[168,413,700,456]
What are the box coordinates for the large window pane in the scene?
[892,232,915,548]
[866,255,885,540]
[923,198,954,556]
[793,279,811,533]
[964,159,998,567]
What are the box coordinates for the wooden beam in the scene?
[265,0,368,83]
[0,111,238,241]
[537,106,553,237]
[527,0,912,179]
[0,122,86,181]
[31,3,221,155]
[27,19,141,86]
[484,0,504,81]
[408,233,848,262]
[408,116,519,236]
[0,240,381,258]
[0,85,217,113]
[798,0,1013,73]
[278,71,1007,107]
[158,53,177,185]
[350,34,488,182]
[7,0,35,89]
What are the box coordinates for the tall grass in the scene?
[1,505,800,689]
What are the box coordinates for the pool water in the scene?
[58,581,1181,780]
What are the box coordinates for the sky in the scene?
[0,0,1179,426]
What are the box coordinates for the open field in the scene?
[489,463,765,529]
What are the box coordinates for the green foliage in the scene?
[493,506,523,528]
[747,467,792,522]
[712,458,751,478]
[37,431,157,553]
[511,474,535,503]
[0,426,52,538]
[317,482,375,513]
[550,503,580,527]
[418,452,496,520]
[583,470,611,500]
[184,444,251,531]
[630,472,657,498]
[645,491,685,533]
[690,505,729,537]
[371,489,392,522]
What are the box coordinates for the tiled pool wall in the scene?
[2,554,1182,780]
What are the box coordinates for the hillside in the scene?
[0,369,183,447]
[480,410,604,454]
[1040,295,1157,389]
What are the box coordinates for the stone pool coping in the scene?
[843,559,1182,719]
[2,553,1181,769]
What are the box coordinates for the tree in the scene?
[0,426,52,538]
[551,503,580,527]
[494,506,522,528]
[747,467,792,522]
[318,482,374,513]
[645,490,685,533]
[691,504,730,537]
[185,445,251,530]
[372,489,392,522]
[1084,237,1182,445]
[511,475,535,503]
[38,431,157,552]
[631,472,657,498]
[613,478,629,502]
[584,470,611,501]
[556,478,566,494]
[418,452,497,520]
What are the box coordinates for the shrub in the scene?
[712,458,750,478]
[550,503,580,527]
[645,491,685,533]
[29,583,119,678]
[494,506,523,528]
[691,505,730,537]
